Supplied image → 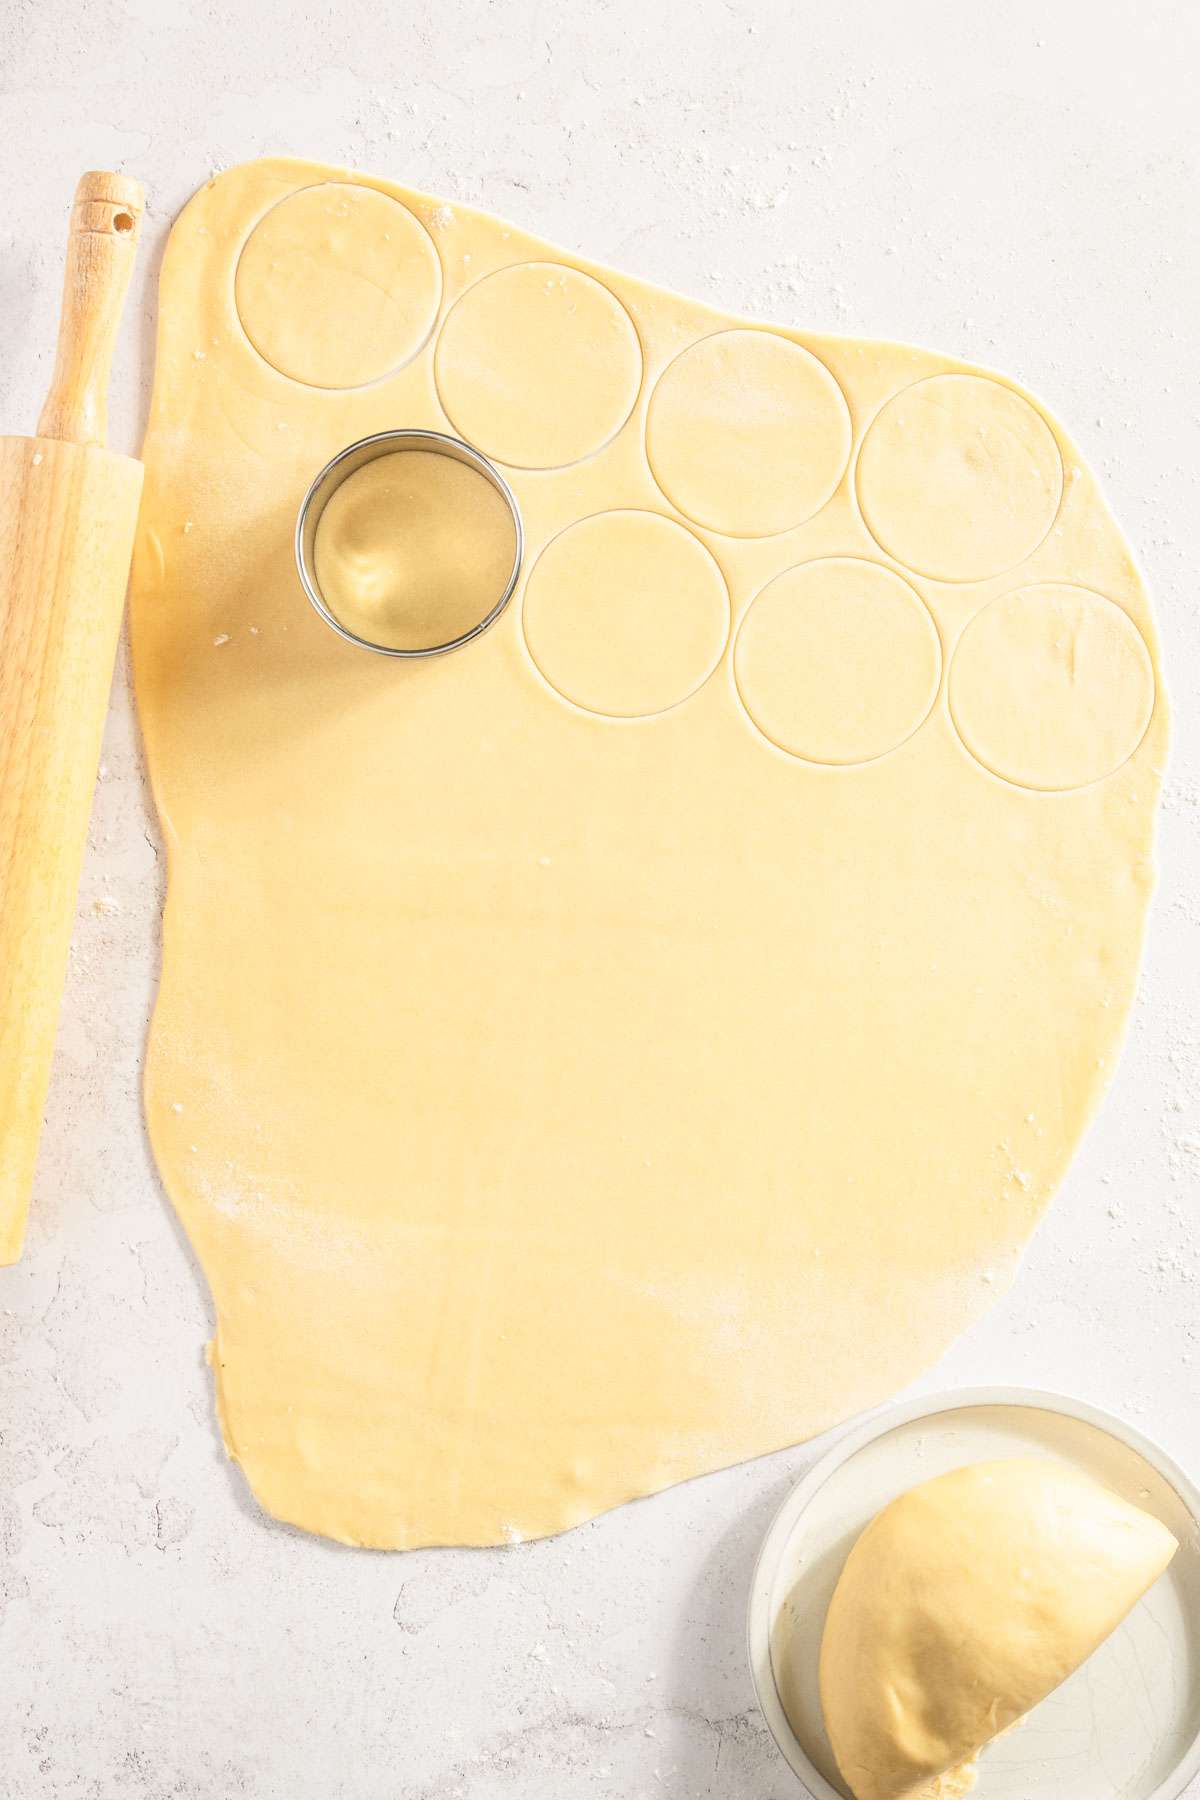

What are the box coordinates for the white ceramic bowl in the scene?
[748,1387,1200,1800]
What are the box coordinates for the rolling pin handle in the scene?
[35,171,145,450]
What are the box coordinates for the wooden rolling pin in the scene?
[0,172,145,1265]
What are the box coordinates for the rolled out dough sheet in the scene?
[132,157,1165,1549]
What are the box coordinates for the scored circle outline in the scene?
[233,181,444,390]
[948,581,1156,792]
[521,507,732,720]
[433,260,644,471]
[733,556,944,766]
[854,371,1065,584]
[645,327,853,539]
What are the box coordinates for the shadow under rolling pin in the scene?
[0,171,145,1265]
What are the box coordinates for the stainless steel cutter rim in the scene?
[294,427,525,659]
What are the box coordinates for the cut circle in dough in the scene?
[734,557,941,764]
[818,1458,1178,1800]
[523,510,729,718]
[434,261,643,469]
[645,328,851,537]
[950,584,1155,791]
[856,373,1064,582]
[234,183,442,389]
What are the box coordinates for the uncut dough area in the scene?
[0,1,1197,1795]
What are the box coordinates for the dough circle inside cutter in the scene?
[311,449,519,655]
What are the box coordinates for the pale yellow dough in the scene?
[818,1459,1178,1800]
[312,450,516,652]
[133,159,1165,1548]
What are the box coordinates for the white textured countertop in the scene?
[1,2,1197,1794]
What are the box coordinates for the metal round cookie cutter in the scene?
[295,428,524,658]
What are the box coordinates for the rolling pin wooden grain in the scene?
[0,172,145,1265]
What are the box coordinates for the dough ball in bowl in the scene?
[819,1458,1177,1800]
